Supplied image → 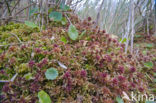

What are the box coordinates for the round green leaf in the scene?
[45,68,58,80]
[38,90,51,103]
[144,62,153,68]
[25,21,38,28]
[49,11,62,21]
[68,24,78,40]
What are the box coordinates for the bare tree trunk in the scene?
[154,4,156,36]
[125,1,132,53]
[130,0,135,54]
[147,16,150,36]
[95,0,105,27]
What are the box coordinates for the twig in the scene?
[15,2,36,16]
[0,73,18,83]
[64,13,72,24]
[9,19,24,23]
[0,80,10,83]
[10,73,18,82]
[0,16,12,20]
[10,33,22,43]
[146,73,153,82]
[11,0,20,13]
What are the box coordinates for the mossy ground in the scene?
[0,15,155,103]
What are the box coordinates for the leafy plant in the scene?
[61,36,67,43]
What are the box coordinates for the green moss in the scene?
[17,63,30,73]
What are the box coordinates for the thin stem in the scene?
[65,13,72,24]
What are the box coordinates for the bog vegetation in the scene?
[0,0,155,103]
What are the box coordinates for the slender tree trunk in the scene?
[147,16,150,36]
[131,0,135,54]
[95,0,105,27]
[125,1,132,53]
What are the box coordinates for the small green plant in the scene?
[45,68,58,80]
[38,90,52,103]
[144,62,153,69]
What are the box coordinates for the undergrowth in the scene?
[0,13,155,103]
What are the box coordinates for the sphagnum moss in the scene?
[0,14,155,103]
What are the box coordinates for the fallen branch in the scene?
[0,42,26,47]
[0,73,18,83]
[10,33,22,43]
[10,73,18,82]
[0,80,10,83]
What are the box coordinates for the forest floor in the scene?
[134,33,156,95]
[0,21,155,102]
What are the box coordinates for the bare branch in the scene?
[11,0,20,13]
[15,2,36,16]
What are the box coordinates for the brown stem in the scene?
[15,2,36,16]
